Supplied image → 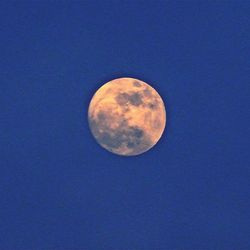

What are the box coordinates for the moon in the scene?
[88,77,166,156]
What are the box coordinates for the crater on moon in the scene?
[88,77,166,156]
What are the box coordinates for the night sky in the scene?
[1,1,250,249]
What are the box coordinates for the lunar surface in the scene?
[88,77,166,156]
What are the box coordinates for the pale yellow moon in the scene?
[88,77,166,156]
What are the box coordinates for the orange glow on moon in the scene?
[88,77,166,156]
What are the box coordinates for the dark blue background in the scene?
[1,1,249,249]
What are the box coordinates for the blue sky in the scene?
[1,1,250,249]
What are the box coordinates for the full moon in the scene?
[88,77,166,156]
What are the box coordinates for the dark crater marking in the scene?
[143,88,152,97]
[133,81,142,87]
[89,112,152,154]
[115,91,143,107]
[148,101,159,110]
